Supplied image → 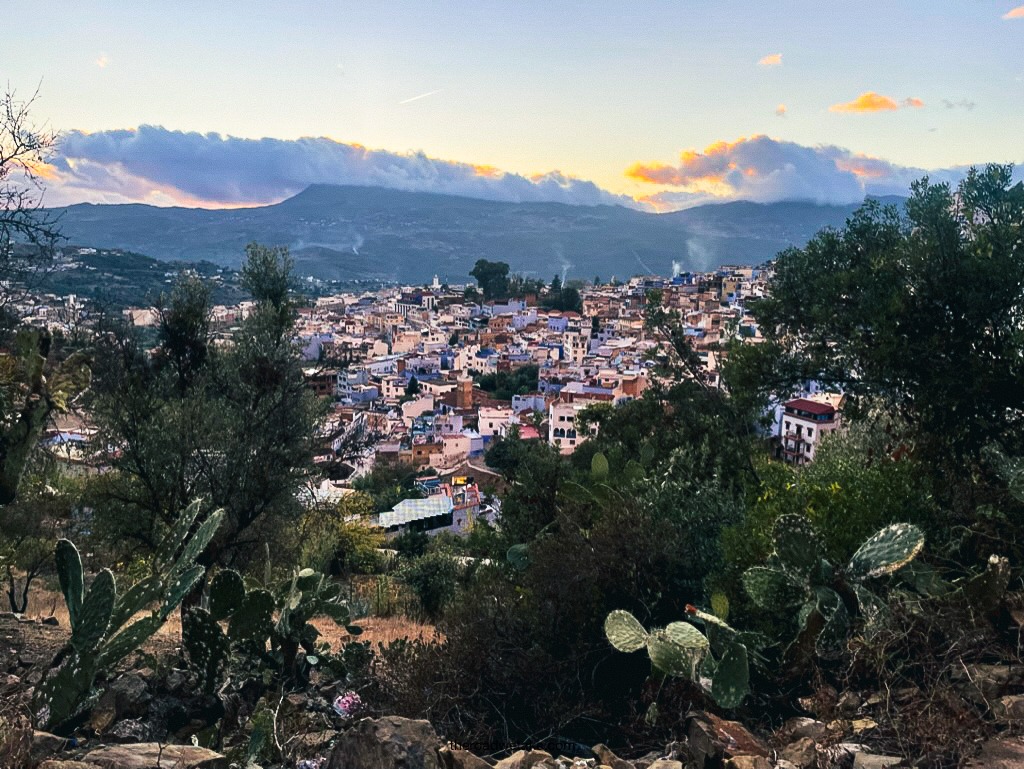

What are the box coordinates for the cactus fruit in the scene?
[846,523,925,579]
[604,608,747,707]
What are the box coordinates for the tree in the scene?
[1,87,60,324]
[725,165,1024,477]
[1,89,89,508]
[469,259,510,301]
[405,376,421,397]
[87,243,326,570]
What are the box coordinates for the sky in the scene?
[4,1,1024,210]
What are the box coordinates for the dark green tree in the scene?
[469,259,510,301]
[87,243,327,569]
[724,165,1024,475]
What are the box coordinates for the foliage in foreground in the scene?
[33,500,224,730]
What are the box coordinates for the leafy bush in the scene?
[398,551,460,621]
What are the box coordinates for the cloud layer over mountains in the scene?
[41,126,1013,212]
[49,126,634,209]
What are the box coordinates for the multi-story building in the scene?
[777,397,842,465]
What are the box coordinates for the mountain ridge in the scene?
[48,185,906,283]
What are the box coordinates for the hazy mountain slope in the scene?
[49,185,900,283]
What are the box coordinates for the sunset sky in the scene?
[5,1,1024,210]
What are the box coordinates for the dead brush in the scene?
[0,702,32,769]
[841,587,1014,769]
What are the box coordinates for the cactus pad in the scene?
[72,569,115,654]
[710,641,749,708]
[209,569,245,621]
[742,566,810,609]
[604,610,649,653]
[647,626,707,678]
[772,514,823,578]
[847,523,925,579]
[55,539,84,629]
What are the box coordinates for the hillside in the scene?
[47,186,900,283]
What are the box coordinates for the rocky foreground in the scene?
[6,615,1024,769]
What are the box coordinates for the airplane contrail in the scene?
[399,89,443,105]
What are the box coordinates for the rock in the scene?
[725,757,772,769]
[590,744,632,769]
[852,755,902,769]
[494,750,556,769]
[699,713,768,758]
[41,616,60,626]
[837,691,862,716]
[89,674,151,733]
[83,743,227,769]
[106,719,153,743]
[38,762,103,769]
[439,746,494,769]
[163,669,188,694]
[645,762,682,769]
[328,716,443,769]
[780,717,828,743]
[631,751,663,769]
[32,730,70,757]
[956,663,1024,703]
[966,736,1024,768]
[687,716,724,766]
[851,718,878,735]
[774,762,799,769]
[293,729,340,754]
[779,738,817,769]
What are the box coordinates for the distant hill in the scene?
[48,186,905,283]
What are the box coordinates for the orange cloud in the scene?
[472,164,502,178]
[758,53,782,67]
[95,53,109,68]
[829,93,924,113]
[775,104,787,117]
[830,92,900,112]
[1003,5,1024,18]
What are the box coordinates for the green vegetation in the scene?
[474,364,539,401]
[33,500,224,730]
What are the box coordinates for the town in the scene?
[18,258,843,542]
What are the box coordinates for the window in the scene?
[785,421,791,430]
[807,428,813,438]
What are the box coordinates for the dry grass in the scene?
[311,615,440,650]
[22,583,435,655]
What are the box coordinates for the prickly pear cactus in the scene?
[183,607,230,693]
[228,588,275,645]
[772,514,824,578]
[55,539,84,629]
[33,504,225,730]
[604,608,748,707]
